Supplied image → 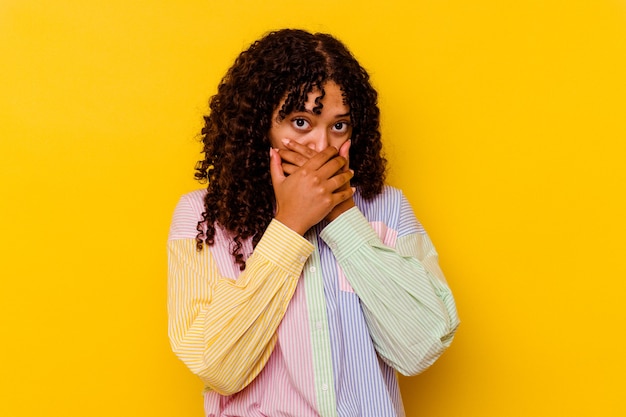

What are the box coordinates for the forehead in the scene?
[273,81,350,119]
[304,82,349,108]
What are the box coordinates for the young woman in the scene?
[168,28,459,417]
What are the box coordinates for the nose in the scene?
[306,128,329,152]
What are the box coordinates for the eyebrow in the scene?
[299,108,351,118]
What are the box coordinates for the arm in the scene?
[167,195,314,395]
[319,197,460,376]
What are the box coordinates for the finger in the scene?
[313,154,348,180]
[332,169,354,192]
[277,148,312,168]
[269,148,285,186]
[338,139,351,163]
[281,139,319,160]
[329,139,352,175]
[281,161,299,176]
[330,183,356,204]
[327,170,354,192]
[303,146,340,172]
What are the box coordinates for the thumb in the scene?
[339,139,351,170]
[269,148,285,186]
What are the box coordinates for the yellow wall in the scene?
[1,1,625,416]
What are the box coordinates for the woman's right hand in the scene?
[269,142,354,235]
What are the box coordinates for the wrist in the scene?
[274,213,309,236]
[325,198,355,222]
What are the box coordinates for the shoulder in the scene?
[355,184,425,236]
[168,189,207,241]
[177,189,207,212]
[354,184,405,214]
[379,184,405,202]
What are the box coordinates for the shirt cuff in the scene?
[319,207,381,261]
[254,219,315,276]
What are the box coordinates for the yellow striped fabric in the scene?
[167,219,314,395]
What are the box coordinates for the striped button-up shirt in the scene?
[168,185,459,417]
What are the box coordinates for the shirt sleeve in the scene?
[167,197,314,395]
[319,202,460,376]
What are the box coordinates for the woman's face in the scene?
[268,81,352,152]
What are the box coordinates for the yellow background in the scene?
[1,0,625,416]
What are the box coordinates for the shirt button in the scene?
[329,242,338,250]
[321,384,328,391]
[299,255,307,263]
[309,266,316,273]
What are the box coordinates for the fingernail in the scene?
[351,187,356,193]
[281,138,290,146]
[349,169,355,174]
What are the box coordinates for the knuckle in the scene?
[314,185,327,197]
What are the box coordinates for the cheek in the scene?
[329,137,349,151]
[330,128,352,149]
[268,123,284,149]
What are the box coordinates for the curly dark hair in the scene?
[194,28,387,269]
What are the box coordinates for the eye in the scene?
[332,121,350,133]
[291,118,310,130]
